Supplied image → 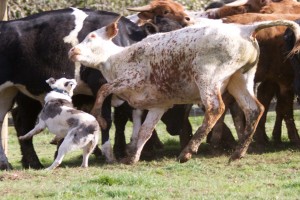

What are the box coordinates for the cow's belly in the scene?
[117,84,200,109]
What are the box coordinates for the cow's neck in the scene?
[101,42,124,62]
[96,43,124,81]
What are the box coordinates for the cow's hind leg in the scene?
[122,108,165,164]
[227,71,264,162]
[274,87,300,145]
[178,89,225,163]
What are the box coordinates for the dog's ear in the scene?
[46,77,56,85]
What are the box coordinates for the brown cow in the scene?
[199,0,300,146]
[222,13,300,145]
[205,0,300,19]
[127,0,194,26]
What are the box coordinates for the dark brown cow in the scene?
[200,0,300,146]
[127,0,194,26]
[205,0,300,19]
[222,13,300,145]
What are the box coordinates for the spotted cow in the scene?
[69,17,300,164]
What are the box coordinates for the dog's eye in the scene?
[65,81,72,87]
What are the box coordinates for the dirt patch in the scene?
[0,171,33,181]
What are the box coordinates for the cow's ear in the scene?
[143,22,159,35]
[137,12,154,20]
[106,16,122,39]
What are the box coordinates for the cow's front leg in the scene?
[122,108,165,165]
[91,83,113,129]
[12,94,44,169]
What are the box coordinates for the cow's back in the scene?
[0,8,145,97]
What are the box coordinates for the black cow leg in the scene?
[179,105,193,150]
[12,94,43,169]
[100,96,113,161]
[113,103,130,160]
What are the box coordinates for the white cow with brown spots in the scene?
[68,17,300,164]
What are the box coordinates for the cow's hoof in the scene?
[125,143,136,155]
[120,157,137,165]
[228,152,242,163]
[22,158,44,169]
[177,152,192,163]
[0,162,13,171]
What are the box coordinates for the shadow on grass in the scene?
[43,139,300,169]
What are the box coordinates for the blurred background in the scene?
[6,0,211,19]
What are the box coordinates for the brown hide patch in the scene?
[106,23,118,39]
[149,48,193,95]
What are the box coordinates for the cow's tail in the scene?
[247,20,300,57]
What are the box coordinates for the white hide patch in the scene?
[111,95,125,107]
[63,8,93,95]
[0,81,14,92]
[15,84,45,103]
[63,7,88,46]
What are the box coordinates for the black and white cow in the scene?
[0,7,193,170]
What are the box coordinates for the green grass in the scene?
[1,109,300,199]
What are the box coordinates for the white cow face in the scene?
[46,77,77,97]
[68,16,121,67]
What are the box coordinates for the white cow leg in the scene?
[0,87,18,170]
[227,70,264,162]
[126,109,143,152]
[122,108,165,164]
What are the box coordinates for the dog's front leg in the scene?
[18,120,46,140]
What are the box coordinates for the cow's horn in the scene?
[127,5,152,12]
[225,0,249,6]
[113,15,122,23]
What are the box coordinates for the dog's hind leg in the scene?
[45,136,77,170]
[82,140,97,168]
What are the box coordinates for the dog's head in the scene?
[46,77,77,97]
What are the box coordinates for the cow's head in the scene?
[46,77,77,97]
[127,0,194,27]
[68,16,122,68]
[142,16,183,35]
[68,15,183,67]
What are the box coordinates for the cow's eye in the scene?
[164,10,170,15]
